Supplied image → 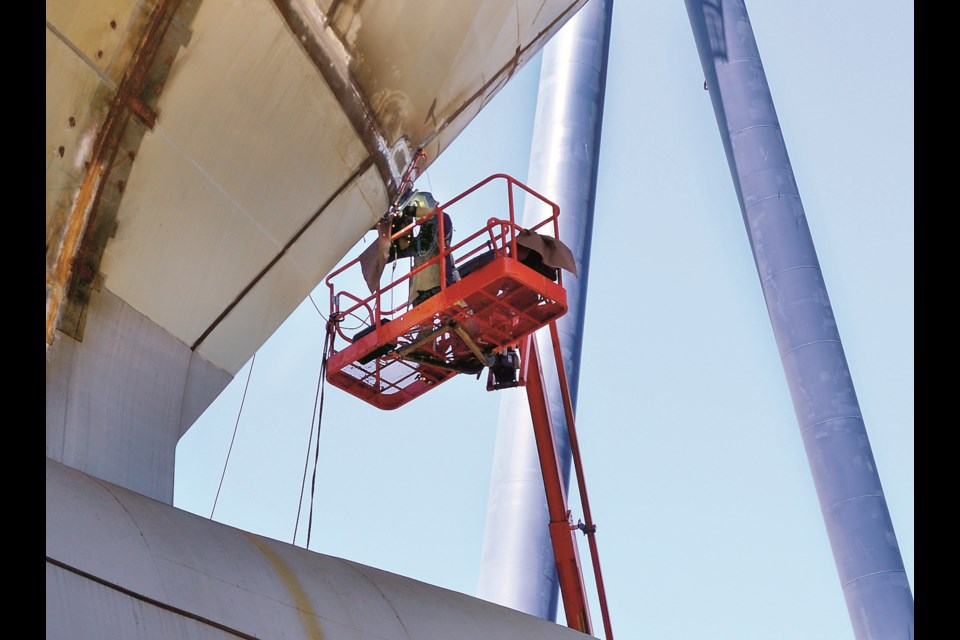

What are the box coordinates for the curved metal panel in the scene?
[100,0,376,354]
[47,0,590,377]
[47,458,589,640]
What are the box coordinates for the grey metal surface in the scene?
[45,288,231,504]
[477,0,612,623]
[683,2,914,638]
[46,458,589,640]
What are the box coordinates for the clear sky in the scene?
[174,3,914,639]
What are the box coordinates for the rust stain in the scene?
[46,162,106,345]
[271,0,397,196]
[273,0,588,202]
[46,0,186,346]
[241,532,326,640]
[418,0,590,154]
[127,94,157,129]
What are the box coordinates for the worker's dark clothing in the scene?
[389,206,458,306]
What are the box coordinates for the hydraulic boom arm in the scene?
[519,322,613,638]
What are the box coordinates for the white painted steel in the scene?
[99,0,379,370]
[45,288,231,503]
[46,458,589,640]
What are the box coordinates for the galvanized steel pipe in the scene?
[684,2,914,638]
[476,0,613,622]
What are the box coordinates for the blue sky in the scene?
[175,3,913,638]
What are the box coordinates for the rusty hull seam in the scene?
[45,0,184,347]
[190,157,374,351]
[271,0,403,198]
[272,0,587,197]
[47,20,158,129]
[193,0,587,356]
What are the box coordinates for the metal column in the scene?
[476,0,613,623]
[684,2,914,638]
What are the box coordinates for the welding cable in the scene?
[210,352,256,520]
[307,293,327,322]
[293,305,335,548]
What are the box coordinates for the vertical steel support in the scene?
[684,2,914,638]
[476,0,613,622]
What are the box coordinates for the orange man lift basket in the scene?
[324,170,613,638]
[324,173,571,410]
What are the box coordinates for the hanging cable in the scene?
[293,302,336,548]
[306,320,335,549]
[307,292,328,322]
[210,352,256,520]
[292,360,322,544]
[424,167,434,196]
[294,296,326,539]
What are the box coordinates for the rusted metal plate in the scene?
[46,0,156,87]
[45,30,112,247]
[46,0,188,345]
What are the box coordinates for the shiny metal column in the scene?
[476,0,613,622]
[684,2,914,638]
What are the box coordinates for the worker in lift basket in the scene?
[387,191,460,307]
